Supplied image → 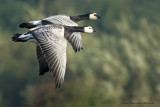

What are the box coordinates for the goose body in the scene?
[19,13,100,52]
[12,24,95,89]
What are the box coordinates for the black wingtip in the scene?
[55,83,63,90]
[74,48,83,53]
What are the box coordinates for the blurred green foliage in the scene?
[0,0,160,107]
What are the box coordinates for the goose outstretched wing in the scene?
[33,25,67,89]
[65,32,83,52]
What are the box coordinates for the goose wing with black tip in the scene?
[65,32,83,52]
[32,25,67,89]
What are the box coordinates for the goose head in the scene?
[84,26,96,33]
[89,13,101,20]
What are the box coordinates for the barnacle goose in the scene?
[19,13,100,52]
[12,24,95,89]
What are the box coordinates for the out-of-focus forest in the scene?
[0,0,160,107]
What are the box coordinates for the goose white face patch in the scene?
[89,13,98,20]
[84,26,94,33]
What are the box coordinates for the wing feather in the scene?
[65,32,82,52]
[36,45,49,75]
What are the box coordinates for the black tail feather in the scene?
[19,23,36,29]
[12,34,20,41]
[12,34,26,42]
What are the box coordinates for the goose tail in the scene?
[12,34,25,42]
[19,22,36,29]
[12,33,33,42]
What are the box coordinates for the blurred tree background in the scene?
[0,0,160,107]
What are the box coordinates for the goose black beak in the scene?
[93,29,96,32]
[95,15,101,19]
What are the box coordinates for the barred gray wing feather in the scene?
[33,27,67,89]
[65,32,83,52]
[36,45,49,75]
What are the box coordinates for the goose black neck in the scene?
[70,13,90,22]
[65,26,84,33]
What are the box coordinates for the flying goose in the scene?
[12,24,95,89]
[19,13,100,52]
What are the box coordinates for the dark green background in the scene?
[0,0,160,107]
